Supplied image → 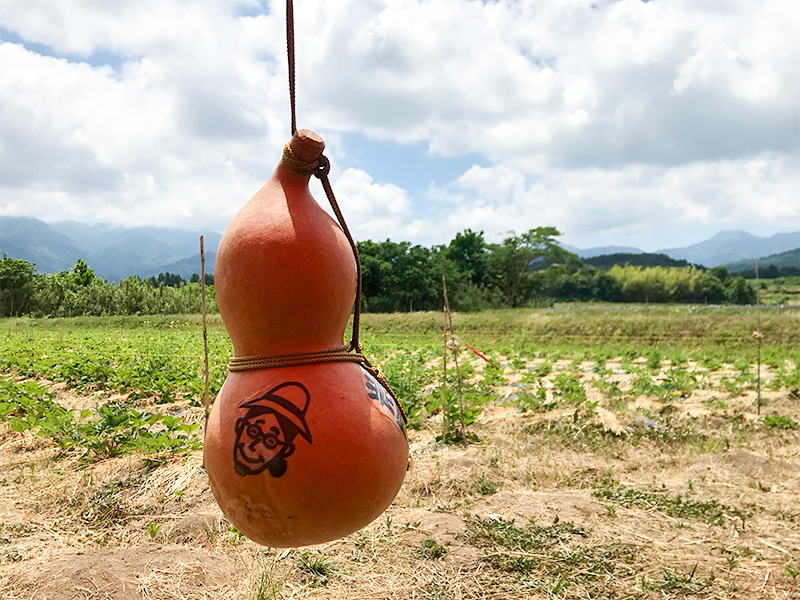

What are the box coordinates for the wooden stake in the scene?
[755,258,763,414]
[442,275,448,443]
[442,275,466,446]
[201,236,211,425]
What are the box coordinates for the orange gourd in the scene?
[204,130,408,547]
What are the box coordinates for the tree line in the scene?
[739,265,800,279]
[358,228,754,311]
[0,228,756,318]
[0,256,216,318]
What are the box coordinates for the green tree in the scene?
[709,265,731,284]
[357,240,441,312]
[446,229,490,287]
[0,254,37,316]
[539,262,622,302]
[488,227,567,307]
[71,258,96,286]
[726,276,756,305]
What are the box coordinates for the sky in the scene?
[0,0,798,252]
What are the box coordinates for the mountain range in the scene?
[1,216,798,279]
[0,216,220,281]
[564,230,800,269]
[724,248,800,274]
[656,230,800,268]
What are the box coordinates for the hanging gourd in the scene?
[202,4,408,548]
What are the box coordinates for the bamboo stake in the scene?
[754,258,763,415]
[201,236,211,425]
[442,276,466,446]
[442,275,448,443]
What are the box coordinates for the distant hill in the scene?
[657,230,800,267]
[4,217,799,283]
[725,248,800,277]
[584,253,695,270]
[139,252,218,281]
[0,216,221,281]
[0,217,84,273]
[561,244,643,259]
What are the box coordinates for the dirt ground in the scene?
[1,361,799,600]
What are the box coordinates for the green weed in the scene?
[466,515,586,552]
[249,556,282,600]
[762,414,798,429]
[83,481,126,524]
[593,476,749,527]
[416,538,447,559]
[471,476,499,496]
[296,551,335,587]
[146,521,161,540]
[641,564,711,592]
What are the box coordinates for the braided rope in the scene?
[286,0,296,134]
[227,344,407,424]
[282,142,329,176]
[229,345,362,371]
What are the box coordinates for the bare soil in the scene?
[1,359,799,599]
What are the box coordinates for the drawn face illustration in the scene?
[235,412,294,475]
[233,382,312,478]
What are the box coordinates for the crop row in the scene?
[0,378,201,461]
[2,316,798,437]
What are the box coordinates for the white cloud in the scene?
[296,0,798,167]
[325,167,414,241]
[0,0,797,250]
[422,153,800,250]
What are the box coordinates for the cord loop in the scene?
[313,154,331,179]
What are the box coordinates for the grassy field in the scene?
[1,304,799,599]
[757,278,800,306]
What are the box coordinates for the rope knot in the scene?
[313,154,331,179]
[282,141,318,175]
[281,141,331,180]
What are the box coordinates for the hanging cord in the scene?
[224,0,404,425]
[227,145,404,424]
[282,142,363,352]
[286,0,297,134]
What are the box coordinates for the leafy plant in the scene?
[296,552,335,587]
[515,385,547,412]
[146,521,161,540]
[762,414,798,429]
[378,351,433,428]
[439,386,481,445]
[645,349,662,371]
[553,373,586,404]
[0,379,202,461]
[471,476,500,496]
[416,538,447,559]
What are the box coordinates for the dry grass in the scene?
[1,350,800,599]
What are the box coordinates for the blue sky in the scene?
[0,0,797,252]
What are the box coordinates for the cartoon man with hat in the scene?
[233,381,312,478]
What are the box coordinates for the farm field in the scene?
[757,278,800,306]
[1,304,800,599]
